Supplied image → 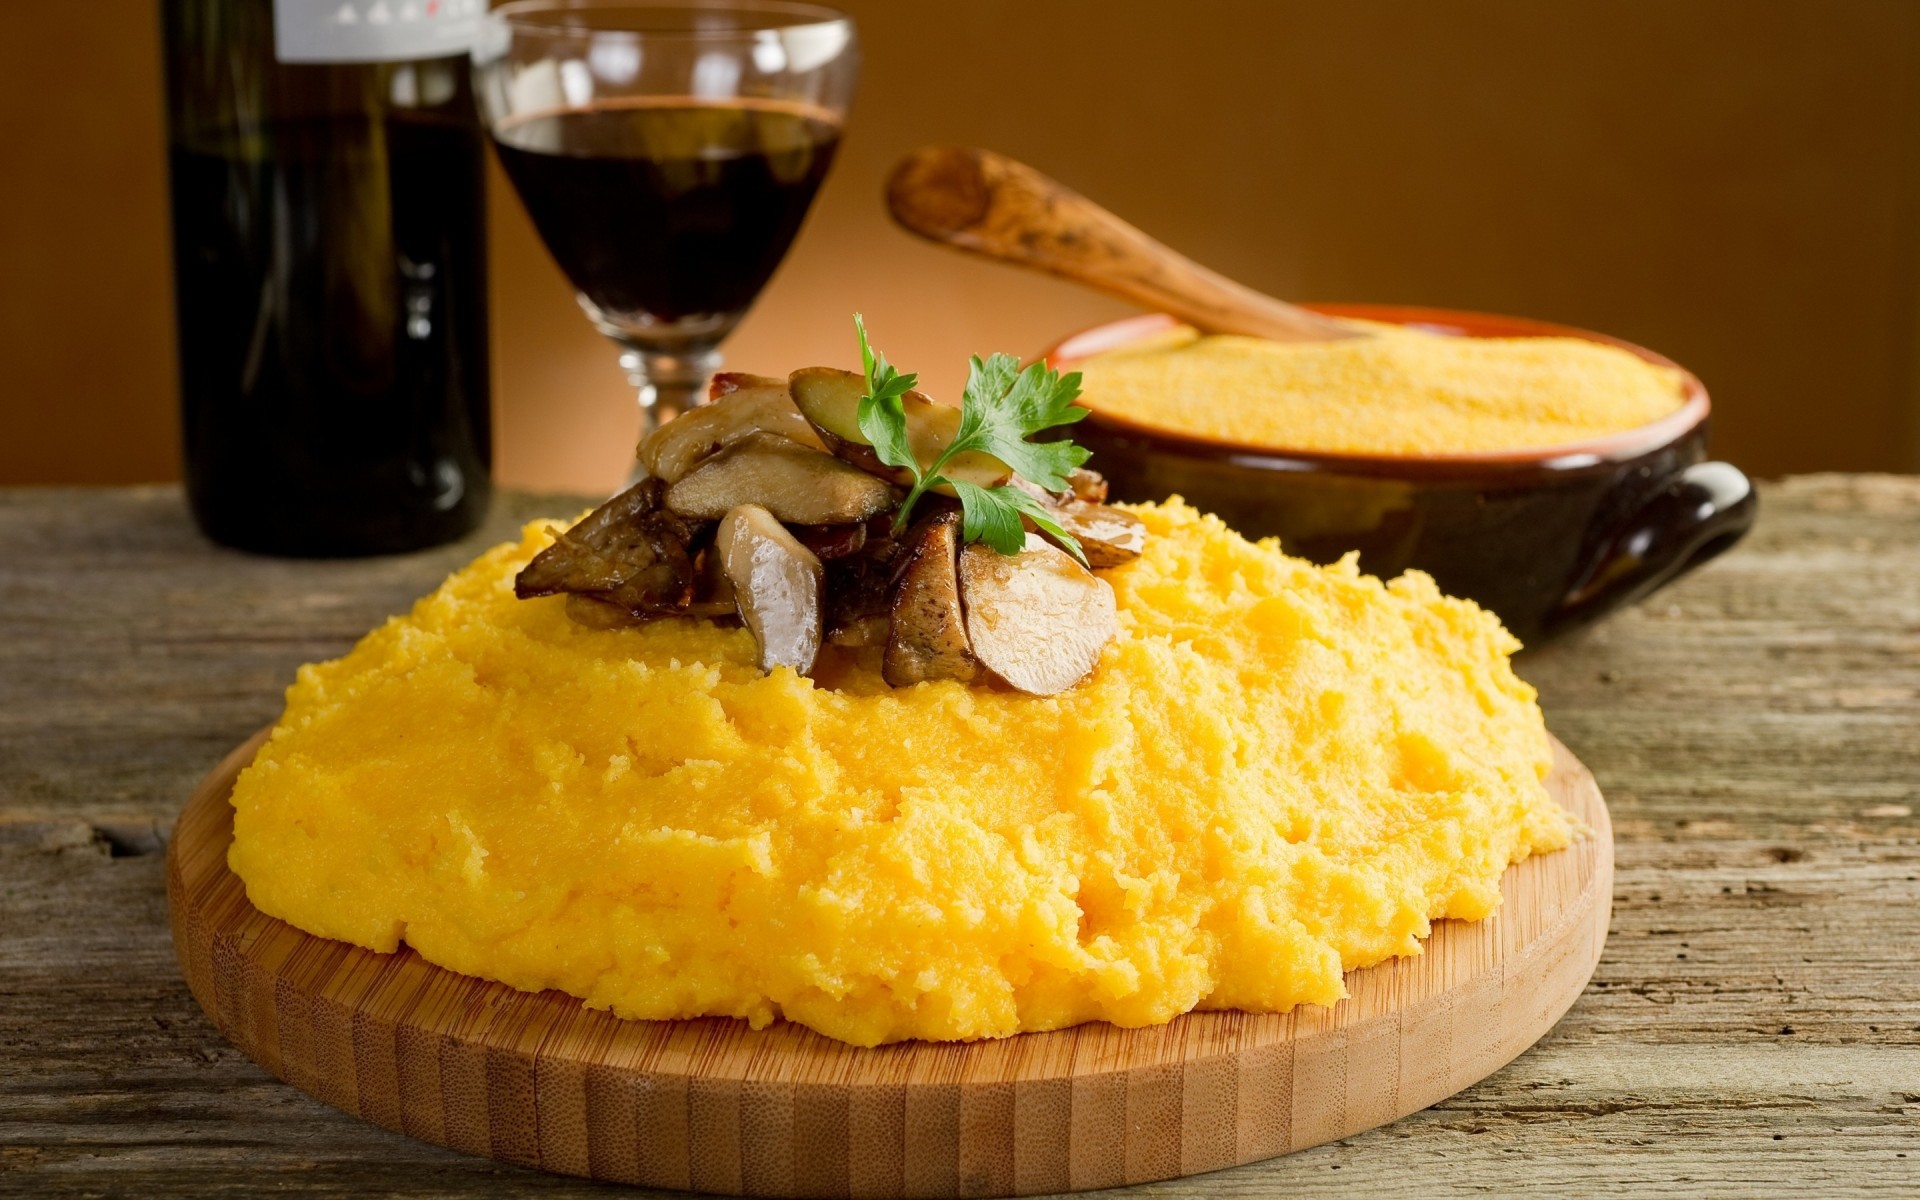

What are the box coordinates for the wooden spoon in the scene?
[886,145,1365,343]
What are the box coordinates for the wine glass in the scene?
[472,0,857,443]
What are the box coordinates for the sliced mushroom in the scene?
[823,554,895,647]
[1053,502,1147,568]
[666,432,898,525]
[564,594,644,629]
[883,512,979,687]
[788,367,1012,492]
[1025,496,1145,569]
[715,504,824,675]
[791,522,869,561]
[959,535,1118,696]
[1008,479,1146,568]
[1066,468,1109,504]
[515,479,698,614]
[683,547,740,618]
[637,382,826,483]
[828,615,891,648]
[709,371,786,399]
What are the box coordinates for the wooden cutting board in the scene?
[168,729,1611,1198]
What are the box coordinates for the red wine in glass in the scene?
[474,1,859,445]
[493,99,840,329]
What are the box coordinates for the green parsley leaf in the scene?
[994,485,1087,564]
[948,482,1089,565]
[957,357,1091,493]
[956,353,1022,440]
[850,315,1093,567]
[852,314,919,476]
[949,480,1026,555]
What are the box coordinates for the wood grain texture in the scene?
[885,146,1361,343]
[166,730,1609,1197]
[4,478,1918,1198]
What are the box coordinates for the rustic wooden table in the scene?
[2,478,1916,1198]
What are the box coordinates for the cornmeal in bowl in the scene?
[229,500,1572,1047]
[1073,323,1689,457]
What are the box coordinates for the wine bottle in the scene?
[162,0,491,556]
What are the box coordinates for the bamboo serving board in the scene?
[168,730,1611,1198]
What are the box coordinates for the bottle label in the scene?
[273,0,482,64]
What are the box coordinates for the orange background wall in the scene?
[4,0,1918,494]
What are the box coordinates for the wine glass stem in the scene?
[621,345,722,438]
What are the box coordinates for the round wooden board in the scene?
[168,730,1611,1198]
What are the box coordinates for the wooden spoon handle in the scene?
[886,145,1362,343]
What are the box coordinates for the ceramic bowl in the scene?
[1044,305,1756,645]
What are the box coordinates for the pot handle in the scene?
[1549,461,1757,635]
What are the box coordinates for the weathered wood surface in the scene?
[2,477,1916,1197]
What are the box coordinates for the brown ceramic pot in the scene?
[1044,306,1756,646]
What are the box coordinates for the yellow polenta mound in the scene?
[1076,324,1688,456]
[229,501,1571,1046]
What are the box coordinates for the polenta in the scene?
[1074,323,1689,456]
[229,500,1572,1047]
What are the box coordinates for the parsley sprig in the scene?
[853,314,1093,565]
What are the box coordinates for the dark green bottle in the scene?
[162,0,491,556]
